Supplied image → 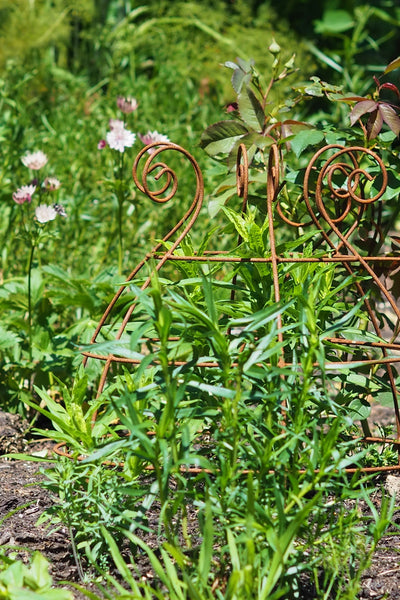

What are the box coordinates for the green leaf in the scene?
[0,326,21,350]
[25,552,52,591]
[290,129,325,157]
[200,120,248,156]
[314,10,354,34]
[100,527,142,595]
[238,87,264,130]
[374,391,397,408]
[188,381,236,399]
[198,498,213,585]
[348,398,371,420]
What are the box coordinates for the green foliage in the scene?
[1,1,400,597]
[35,268,394,597]
[0,551,73,600]
[0,0,94,69]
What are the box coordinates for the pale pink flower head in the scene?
[109,119,125,130]
[138,130,170,154]
[106,121,136,153]
[117,96,138,113]
[12,184,36,204]
[35,204,57,223]
[44,177,61,191]
[21,150,48,170]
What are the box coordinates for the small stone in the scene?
[385,475,400,500]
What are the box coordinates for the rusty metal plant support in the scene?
[81,140,400,474]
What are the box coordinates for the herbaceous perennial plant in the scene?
[97,95,170,274]
[13,150,66,360]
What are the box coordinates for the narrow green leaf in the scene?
[384,56,400,74]
[199,498,213,585]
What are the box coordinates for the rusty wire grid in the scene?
[78,140,400,473]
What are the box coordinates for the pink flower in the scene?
[21,150,48,170]
[35,204,57,223]
[225,102,238,113]
[43,177,61,191]
[117,96,138,113]
[109,119,125,130]
[106,121,136,153]
[138,130,170,154]
[12,184,36,204]
[98,139,106,150]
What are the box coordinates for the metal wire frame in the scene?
[81,140,400,473]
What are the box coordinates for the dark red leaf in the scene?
[366,108,383,140]
[379,103,400,136]
[349,100,378,126]
[379,82,400,99]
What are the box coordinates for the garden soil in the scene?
[1,409,400,599]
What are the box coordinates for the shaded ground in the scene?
[1,409,400,599]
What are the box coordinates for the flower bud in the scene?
[269,39,281,56]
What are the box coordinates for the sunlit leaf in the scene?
[238,87,264,130]
[384,56,400,74]
[199,120,248,156]
[290,128,325,157]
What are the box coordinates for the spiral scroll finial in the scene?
[304,145,388,230]
[132,141,205,208]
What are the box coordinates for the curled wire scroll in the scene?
[276,145,388,231]
[304,145,388,228]
[83,142,204,394]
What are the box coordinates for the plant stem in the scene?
[117,152,125,275]
[27,241,36,361]
[118,195,123,275]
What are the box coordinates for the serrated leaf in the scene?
[0,326,22,350]
[224,61,237,70]
[290,129,325,157]
[200,120,248,156]
[238,87,264,130]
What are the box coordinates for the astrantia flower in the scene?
[97,139,106,150]
[106,122,136,153]
[117,96,138,113]
[35,204,57,223]
[109,119,125,130]
[21,150,48,170]
[43,177,61,191]
[138,130,170,154]
[12,184,36,204]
